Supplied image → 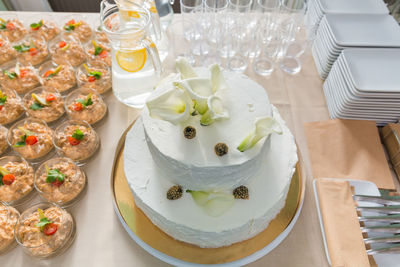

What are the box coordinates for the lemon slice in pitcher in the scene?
[116,48,147,73]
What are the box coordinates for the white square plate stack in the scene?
[306,0,388,28]
[312,14,400,79]
[323,48,400,126]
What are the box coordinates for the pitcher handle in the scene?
[142,37,163,77]
[147,0,162,41]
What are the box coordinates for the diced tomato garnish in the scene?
[19,69,28,78]
[99,50,108,58]
[73,102,83,111]
[45,93,56,102]
[58,41,66,48]
[0,105,3,111]
[66,19,75,25]
[29,47,38,56]
[0,42,3,47]
[68,136,80,146]
[25,135,38,146]
[5,22,15,31]
[88,76,96,82]
[2,174,15,185]
[51,179,64,187]
[43,223,58,236]
[43,70,53,78]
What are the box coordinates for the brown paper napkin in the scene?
[315,179,370,267]
[305,119,395,190]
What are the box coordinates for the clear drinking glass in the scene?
[100,0,163,108]
[226,0,252,72]
[253,0,281,75]
[166,19,195,64]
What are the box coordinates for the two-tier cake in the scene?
[124,59,298,248]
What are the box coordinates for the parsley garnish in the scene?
[0,95,7,106]
[89,71,102,80]
[3,70,17,79]
[13,134,27,147]
[45,168,65,184]
[64,24,75,31]
[29,102,44,110]
[0,22,6,30]
[35,208,52,230]
[0,174,3,186]
[94,46,103,56]
[30,20,43,29]
[72,129,84,141]
[13,44,31,53]
[76,93,93,108]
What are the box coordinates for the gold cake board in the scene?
[111,122,305,265]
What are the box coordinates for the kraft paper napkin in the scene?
[305,119,395,190]
[315,179,370,267]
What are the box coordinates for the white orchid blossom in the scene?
[146,85,193,125]
[176,57,198,80]
[210,64,228,93]
[173,78,213,114]
[200,95,230,126]
[237,116,283,152]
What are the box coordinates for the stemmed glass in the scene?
[226,0,253,72]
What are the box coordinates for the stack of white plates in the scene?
[312,14,400,79]
[323,48,400,126]
[306,0,388,27]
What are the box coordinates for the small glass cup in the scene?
[65,88,108,125]
[76,61,112,95]
[49,34,87,68]
[0,14,27,43]
[0,88,25,126]
[53,120,100,165]
[38,61,77,95]
[14,35,49,67]
[25,14,61,42]
[7,118,54,164]
[0,155,35,206]
[61,14,93,44]
[0,201,20,255]
[0,125,9,156]
[14,202,76,258]
[0,35,18,66]
[0,61,41,96]
[23,87,65,125]
[84,39,112,67]
[166,19,195,64]
[34,157,87,207]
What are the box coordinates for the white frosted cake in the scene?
[124,59,298,248]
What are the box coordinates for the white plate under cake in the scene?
[124,60,298,248]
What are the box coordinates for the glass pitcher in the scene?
[101,0,163,108]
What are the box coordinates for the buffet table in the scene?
[0,11,379,267]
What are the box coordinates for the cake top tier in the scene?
[143,64,272,169]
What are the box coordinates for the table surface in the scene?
[1,11,392,267]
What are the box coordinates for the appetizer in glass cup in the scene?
[28,18,61,41]
[13,35,49,66]
[76,62,111,94]
[65,88,107,125]
[23,87,65,124]
[0,61,41,95]
[85,39,111,67]
[14,202,76,258]
[39,61,77,94]
[94,25,109,44]
[0,155,35,206]
[0,201,20,254]
[0,88,25,125]
[53,120,100,165]
[49,34,87,67]
[0,36,17,65]
[34,157,87,207]
[0,15,27,42]
[62,16,92,43]
[8,118,54,163]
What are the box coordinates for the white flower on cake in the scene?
[146,85,193,125]
[173,79,212,115]
[176,57,198,79]
[237,116,283,152]
[186,190,234,217]
[210,64,228,93]
[200,95,229,126]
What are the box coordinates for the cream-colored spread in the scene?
[0,205,19,252]
[0,161,34,203]
[0,89,24,125]
[0,19,27,42]
[30,20,60,41]
[24,91,65,123]
[42,65,77,93]
[67,93,107,124]
[0,66,41,95]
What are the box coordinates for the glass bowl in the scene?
[14,35,49,67]
[34,157,87,207]
[0,155,35,206]
[23,86,65,124]
[0,61,41,96]
[14,202,76,259]
[7,118,54,164]
[49,34,87,68]
[84,39,111,67]
[53,120,100,165]
[25,15,61,42]
[65,87,108,125]
[0,35,18,65]
[61,14,93,44]
[0,201,20,255]
[38,61,77,95]
[0,14,27,42]
[76,61,112,94]
[0,88,25,126]
[0,125,9,156]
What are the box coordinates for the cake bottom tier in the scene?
[124,107,298,248]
